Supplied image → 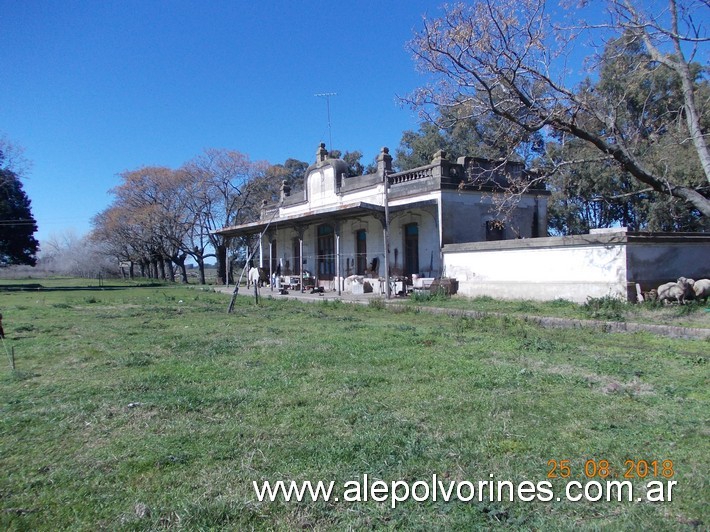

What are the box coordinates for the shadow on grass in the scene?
[0,283,165,292]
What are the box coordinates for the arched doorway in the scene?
[403,223,419,277]
[317,224,335,280]
[355,229,367,275]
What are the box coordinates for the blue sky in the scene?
[3,0,670,248]
[1,0,443,244]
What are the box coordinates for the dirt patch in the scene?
[521,358,655,397]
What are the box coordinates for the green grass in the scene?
[405,293,710,329]
[0,280,708,530]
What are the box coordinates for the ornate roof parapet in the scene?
[260,198,278,221]
[315,142,329,166]
[387,149,545,193]
[388,149,456,185]
[376,146,392,178]
[280,180,291,201]
[430,149,454,179]
[458,157,528,189]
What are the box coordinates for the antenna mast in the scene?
[315,92,337,149]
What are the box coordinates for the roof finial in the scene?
[316,142,328,164]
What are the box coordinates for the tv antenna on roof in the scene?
[315,92,337,150]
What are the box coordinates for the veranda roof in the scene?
[213,201,385,238]
[213,199,438,238]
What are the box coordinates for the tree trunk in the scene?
[173,253,188,283]
[197,258,206,285]
[166,258,175,282]
[191,247,208,284]
[671,186,710,218]
[679,71,710,186]
[157,257,166,280]
[216,243,227,285]
[639,0,710,187]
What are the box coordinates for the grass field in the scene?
[405,292,710,330]
[0,280,708,530]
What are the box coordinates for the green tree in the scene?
[267,158,309,193]
[395,122,447,170]
[0,147,39,266]
[327,150,368,177]
[283,158,308,185]
[395,106,545,172]
[547,30,709,232]
[342,151,365,177]
[407,0,710,218]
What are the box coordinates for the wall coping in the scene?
[442,231,710,253]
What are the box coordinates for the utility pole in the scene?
[315,92,337,149]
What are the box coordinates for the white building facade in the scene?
[216,143,548,293]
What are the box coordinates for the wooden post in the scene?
[10,347,15,371]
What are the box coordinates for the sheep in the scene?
[246,267,269,288]
[692,278,710,303]
[643,288,658,302]
[657,277,695,304]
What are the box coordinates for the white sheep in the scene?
[692,278,710,303]
[246,267,268,288]
[657,277,695,304]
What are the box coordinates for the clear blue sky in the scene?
[1,0,443,245]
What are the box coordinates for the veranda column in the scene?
[259,235,263,268]
[296,225,305,293]
[268,233,274,292]
[383,170,391,299]
[335,221,341,296]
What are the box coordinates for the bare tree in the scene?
[90,206,140,277]
[41,230,117,277]
[181,149,270,284]
[90,150,276,285]
[92,167,187,280]
[407,0,710,217]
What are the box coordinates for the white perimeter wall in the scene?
[444,242,627,303]
[443,231,710,303]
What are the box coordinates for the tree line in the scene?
[88,147,375,284]
[89,151,309,284]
